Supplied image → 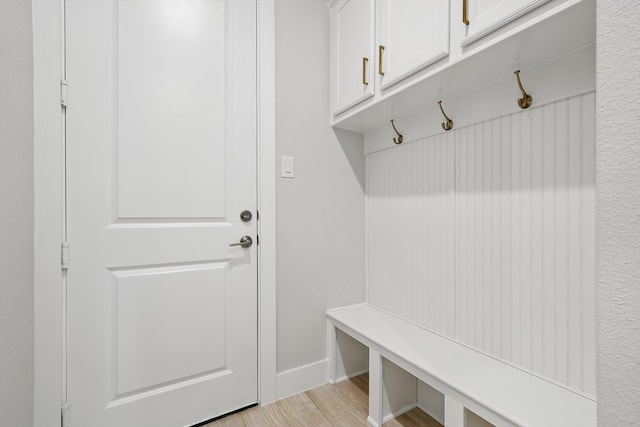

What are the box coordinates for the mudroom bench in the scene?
[327,304,596,427]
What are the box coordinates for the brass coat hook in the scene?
[438,101,453,131]
[390,119,403,144]
[391,119,404,144]
[514,70,533,109]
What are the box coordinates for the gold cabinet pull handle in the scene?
[463,0,470,25]
[379,45,385,76]
[362,57,369,85]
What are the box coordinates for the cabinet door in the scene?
[331,0,375,116]
[378,0,449,90]
[462,0,551,45]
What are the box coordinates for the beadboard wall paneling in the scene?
[367,132,455,337]
[455,93,595,396]
[365,92,595,397]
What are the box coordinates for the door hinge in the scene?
[61,242,69,269]
[61,403,69,427]
[60,80,68,108]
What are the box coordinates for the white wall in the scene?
[274,0,366,395]
[596,1,640,424]
[0,1,35,426]
[365,49,596,396]
[454,94,595,395]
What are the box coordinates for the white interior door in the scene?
[65,1,257,426]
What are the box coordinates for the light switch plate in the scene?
[281,156,294,178]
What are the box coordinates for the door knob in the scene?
[229,236,253,248]
[240,210,253,222]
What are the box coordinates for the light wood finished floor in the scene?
[204,374,442,427]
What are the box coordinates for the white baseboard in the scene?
[383,402,418,423]
[418,401,445,425]
[333,368,369,384]
[367,402,419,427]
[366,402,419,427]
[276,358,329,400]
[417,379,446,425]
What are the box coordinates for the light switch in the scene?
[281,156,294,178]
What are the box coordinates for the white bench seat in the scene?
[327,303,596,427]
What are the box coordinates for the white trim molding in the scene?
[257,0,278,406]
[33,0,64,425]
[276,359,330,401]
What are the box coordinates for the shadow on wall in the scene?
[366,131,454,198]
[333,128,366,192]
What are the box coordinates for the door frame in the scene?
[32,0,277,424]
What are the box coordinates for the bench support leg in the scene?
[445,395,466,427]
[367,349,384,427]
[327,320,337,384]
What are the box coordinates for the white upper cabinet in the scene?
[331,0,375,115]
[329,0,594,123]
[378,0,449,90]
[461,0,551,45]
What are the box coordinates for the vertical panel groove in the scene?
[553,101,558,380]
[565,99,570,385]
[540,106,546,375]
[579,94,584,391]
[498,118,503,358]
[528,110,534,371]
